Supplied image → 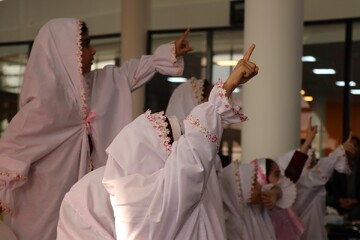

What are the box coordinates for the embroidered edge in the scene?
[189,77,205,105]
[214,79,248,122]
[185,115,219,146]
[248,164,258,203]
[170,41,184,76]
[76,19,89,121]
[0,201,12,216]
[145,110,173,155]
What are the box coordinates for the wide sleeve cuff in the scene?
[274,177,296,209]
[151,41,184,76]
[0,156,29,216]
[207,79,248,125]
[332,145,351,175]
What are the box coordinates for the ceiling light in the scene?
[303,96,313,102]
[216,60,238,66]
[351,89,360,95]
[300,89,305,95]
[167,77,187,83]
[313,69,336,75]
[335,81,356,87]
[302,56,316,62]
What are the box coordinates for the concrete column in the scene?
[241,0,304,162]
[121,0,150,118]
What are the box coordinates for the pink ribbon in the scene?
[83,111,96,134]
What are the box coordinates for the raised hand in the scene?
[223,44,259,97]
[343,132,358,156]
[175,27,193,57]
[300,117,318,154]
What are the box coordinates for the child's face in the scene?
[81,33,96,73]
[268,162,281,184]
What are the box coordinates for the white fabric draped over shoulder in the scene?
[165,77,206,130]
[293,146,350,240]
[221,159,296,240]
[103,80,247,240]
[57,167,115,240]
[0,18,183,240]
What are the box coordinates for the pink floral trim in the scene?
[170,41,184,76]
[0,201,12,216]
[214,79,248,122]
[189,77,205,104]
[145,110,172,155]
[185,115,218,146]
[248,164,258,203]
[76,19,89,121]
[0,170,27,181]
[252,159,267,185]
[170,41,177,65]
[233,160,244,212]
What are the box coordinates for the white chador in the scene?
[57,167,115,240]
[221,159,296,240]
[0,18,183,240]
[166,77,208,130]
[56,77,204,239]
[103,80,248,240]
[292,146,350,240]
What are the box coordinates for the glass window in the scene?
[350,22,360,142]
[212,30,244,161]
[146,31,208,113]
[302,24,346,158]
[0,44,29,136]
[91,36,121,69]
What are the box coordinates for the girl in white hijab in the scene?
[0,18,192,240]
[103,44,258,239]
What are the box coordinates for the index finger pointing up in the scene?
[243,44,255,61]
[181,27,191,40]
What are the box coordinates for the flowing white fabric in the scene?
[293,146,350,240]
[221,159,296,240]
[0,18,183,240]
[165,77,206,131]
[57,167,115,240]
[103,80,247,240]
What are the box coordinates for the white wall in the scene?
[0,0,360,43]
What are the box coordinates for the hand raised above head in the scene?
[175,27,194,57]
[223,44,259,97]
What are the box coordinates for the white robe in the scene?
[57,167,115,240]
[103,80,248,240]
[292,146,350,240]
[0,18,183,240]
[222,161,296,240]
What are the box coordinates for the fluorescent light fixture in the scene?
[167,77,187,83]
[214,53,243,66]
[303,96,313,102]
[313,69,336,75]
[302,56,316,62]
[335,81,356,87]
[216,60,238,66]
[300,89,305,95]
[351,89,360,95]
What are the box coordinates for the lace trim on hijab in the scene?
[0,201,12,216]
[145,110,173,155]
[252,159,267,185]
[233,160,245,213]
[214,79,248,122]
[76,19,89,121]
[248,164,258,203]
[189,77,205,104]
[185,115,219,146]
[0,170,27,181]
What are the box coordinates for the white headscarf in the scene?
[166,77,208,131]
